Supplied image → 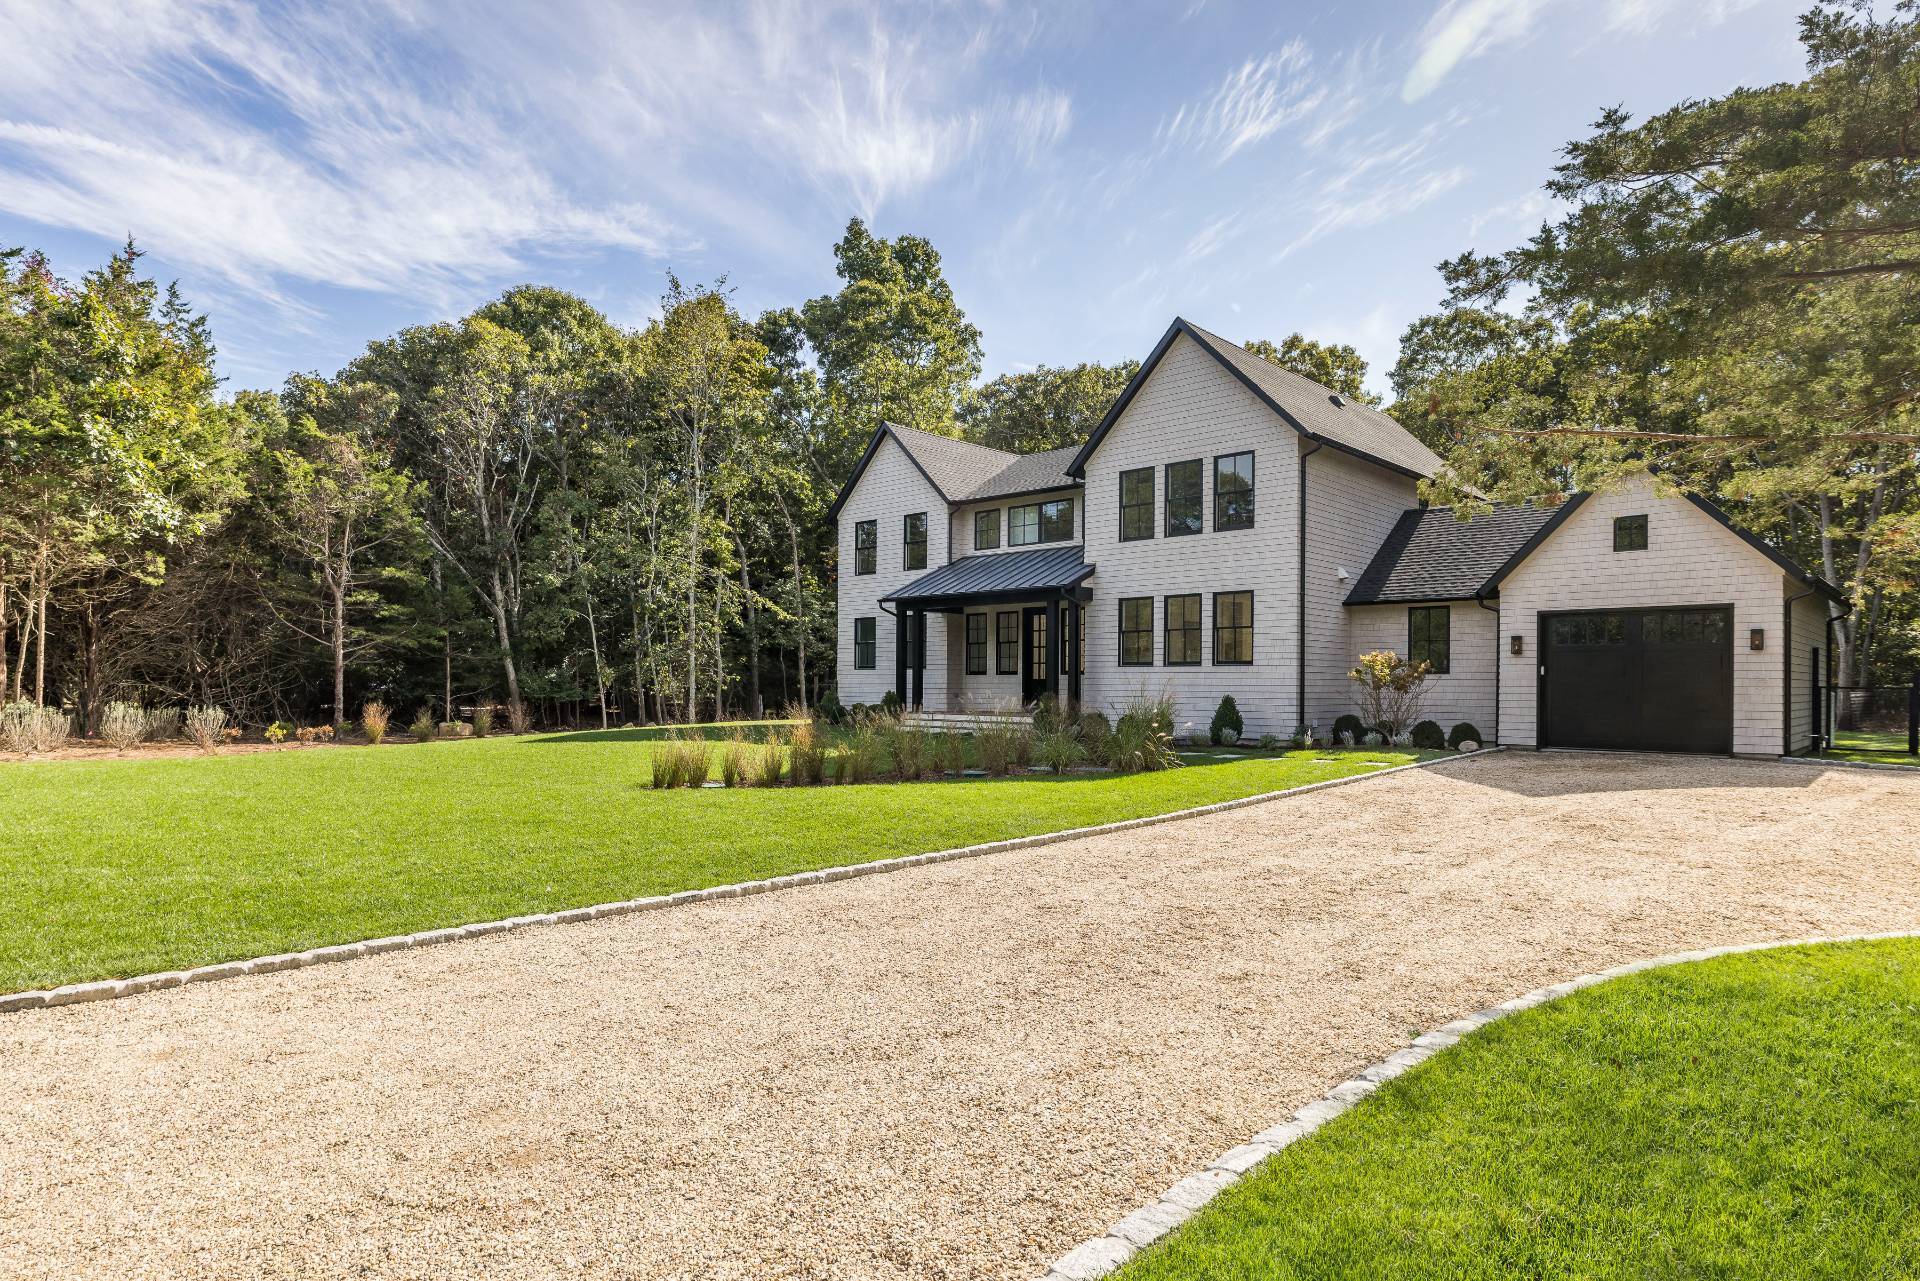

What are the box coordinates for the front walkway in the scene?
[3,754,1917,1280]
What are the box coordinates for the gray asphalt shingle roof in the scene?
[883,545,1092,604]
[1345,503,1561,604]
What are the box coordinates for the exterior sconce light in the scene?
[1750,628,1765,651]
[1510,635,1524,656]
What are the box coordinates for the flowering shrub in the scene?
[1346,651,1432,743]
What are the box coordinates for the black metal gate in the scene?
[1819,678,1919,757]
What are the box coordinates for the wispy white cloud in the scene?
[1602,0,1767,34]
[1155,41,1330,163]
[1274,119,1473,260]
[1402,0,1551,101]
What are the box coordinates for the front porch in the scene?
[882,546,1093,713]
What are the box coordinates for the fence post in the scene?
[1909,677,1918,757]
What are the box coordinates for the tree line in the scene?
[3,0,1915,732]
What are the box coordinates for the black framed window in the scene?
[995,610,1020,674]
[974,509,1000,551]
[853,617,876,669]
[1213,590,1253,664]
[1214,452,1254,531]
[965,613,988,675]
[1077,604,1087,675]
[1164,593,1202,665]
[1119,468,1154,542]
[1408,605,1451,673]
[1009,498,1075,546]
[1119,598,1153,665]
[1614,514,1648,552]
[853,520,876,575]
[903,512,928,570]
[1165,459,1202,537]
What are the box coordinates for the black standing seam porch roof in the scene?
[882,546,1093,606]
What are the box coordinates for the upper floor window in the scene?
[965,613,988,675]
[1213,590,1253,664]
[1408,605,1451,674]
[1614,514,1648,552]
[1166,459,1203,537]
[853,519,876,575]
[903,512,928,571]
[1214,452,1254,531]
[1164,594,1202,666]
[1119,468,1154,542]
[1118,597,1154,665]
[974,509,1000,551]
[853,617,877,668]
[1009,497,1075,546]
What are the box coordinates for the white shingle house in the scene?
[829,318,1845,756]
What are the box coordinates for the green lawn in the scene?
[0,728,1422,992]
[1824,727,1918,766]
[1120,939,1920,1281]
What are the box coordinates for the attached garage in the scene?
[1539,606,1732,753]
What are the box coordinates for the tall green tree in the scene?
[1244,334,1379,405]
[960,361,1138,453]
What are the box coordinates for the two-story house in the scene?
[829,318,1844,756]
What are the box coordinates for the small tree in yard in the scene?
[1347,651,1431,742]
[1209,694,1244,746]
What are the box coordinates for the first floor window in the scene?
[1119,468,1154,541]
[853,617,877,669]
[1077,604,1087,675]
[1119,597,1153,665]
[975,508,1000,550]
[996,610,1020,674]
[1408,605,1450,673]
[1214,452,1254,531]
[853,520,876,575]
[903,511,928,570]
[1213,591,1253,664]
[965,613,988,675]
[1166,459,1202,536]
[1614,514,1648,552]
[1165,593,1202,665]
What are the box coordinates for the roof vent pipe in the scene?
[1329,393,1346,407]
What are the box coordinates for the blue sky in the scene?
[0,0,1808,398]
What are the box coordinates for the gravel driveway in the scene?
[4,753,1918,1280]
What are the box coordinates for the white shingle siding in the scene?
[1301,447,1420,733]
[1786,590,1832,754]
[1344,601,1498,737]
[1076,333,1301,738]
[1496,475,1803,756]
[835,435,951,707]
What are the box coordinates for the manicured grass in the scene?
[1824,727,1918,765]
[0,727,1423,992]
[1120,939,1920,1281]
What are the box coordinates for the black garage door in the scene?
[1541,607,1733,753]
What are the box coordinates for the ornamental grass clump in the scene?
[142,707,182,742]
[471,705,493,738]
[1108,693,1181,773]
[752,733,786,787]
[185,705,228,754]
[360,701,390,745]
[99,701,146,752]
[507,699,532,735]
[2,702,71,755]
[787,718,829,785]
[409,708,437,742]
[1035,730,1086,775]
[976,712,1017,776]
[1076,710,1112,766]
[937,730,966,776]
[719,733,751,787]
[889,726,930,780]
[833,719,883,784]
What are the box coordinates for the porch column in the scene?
[1066,599,1082,709]
[893,610,909,707]
[1046,598,1062,702]
[910,610,926,710]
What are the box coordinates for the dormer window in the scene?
[903,512,928,570]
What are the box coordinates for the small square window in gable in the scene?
[1613,514,1648,552]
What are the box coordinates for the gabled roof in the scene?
[1345,503,1560,604]
[882,545,1093,605]
[1066,318,1446,482]
[825,423,1079,522]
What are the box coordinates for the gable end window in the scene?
[974,509,1000,551]
[1408,605,1451,674]
[965,613,988,675]
[1614,514,1648,552]
[1165,459,1203,537]
[1164,593,1202,665]
[1118,597,1154,666]
[995,610,1020,674]
[1119,468,1154,542]
[853,617,877,669]
[1010,498,1075,546]
[1214,452,1254,531]
[903,512,928,570]
[1213,590,1253,664]
[853,520,876,575]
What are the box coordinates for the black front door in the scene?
[1541,606,1733,753]
[1022,606,1050,704]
